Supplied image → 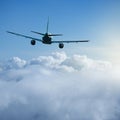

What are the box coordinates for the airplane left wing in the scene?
[7,31,42,42]
[52,40,89,43]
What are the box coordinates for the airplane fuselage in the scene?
[42,33,52,44]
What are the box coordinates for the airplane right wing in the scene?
[7,31,42,42]
[52,40,89,43]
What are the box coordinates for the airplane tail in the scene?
[31,17,62,36]
[46,17,49,33]
[46,17,62,36]
[31,17,49,35]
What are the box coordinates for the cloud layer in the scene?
[0,52,120,120]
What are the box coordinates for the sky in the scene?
[0,0,120,64]
[0,0,120,120]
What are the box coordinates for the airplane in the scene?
[7,19,89,49]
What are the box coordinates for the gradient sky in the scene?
[1,0,120,64]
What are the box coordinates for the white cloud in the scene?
[3,57,26,70]
[0,52,120,120]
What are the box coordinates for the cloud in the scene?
[0,52,120,120]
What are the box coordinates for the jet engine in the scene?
[59,43,64,48]
[31,40,36,45]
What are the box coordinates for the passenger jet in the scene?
[7,19,89,48]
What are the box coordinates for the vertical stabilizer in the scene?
[46,17,49,33]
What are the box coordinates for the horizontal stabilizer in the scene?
[31,31,45,36]
[48,34,63,36]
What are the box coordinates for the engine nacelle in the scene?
[59,43,64,49]
[31,40,36,45]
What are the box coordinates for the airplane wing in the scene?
[52,40,89,43]
[7,31,42,42]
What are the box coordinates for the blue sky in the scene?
[1,0,120,64]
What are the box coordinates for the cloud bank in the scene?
[0,52,120,120]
